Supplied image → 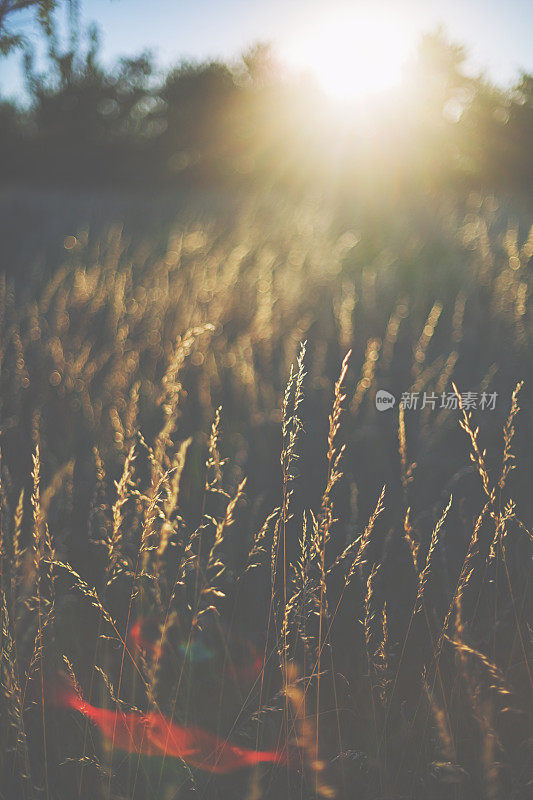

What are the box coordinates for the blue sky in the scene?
[2,0,532,100]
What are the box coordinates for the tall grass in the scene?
[0,193,532,799]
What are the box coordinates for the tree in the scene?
[15,21,156,183]
[0,0,57,55]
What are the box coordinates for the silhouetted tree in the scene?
[505,73,533,191]
[1,18,533,199]
[0,0,57,54]
[154,60,237,181]
[19,22,156,182]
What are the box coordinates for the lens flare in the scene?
[48,675,293,774]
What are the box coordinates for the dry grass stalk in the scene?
[314,352,351,767]
[364,564,386,694]
[163,436,192,522]
[398,405,416,497]
[342,486,386,586]
[454,383,493,502]
[194,478,246,627]
[351,337,380,415]
[273,342,306,602]
[403,507,420,574]
[108,442,136,572]
[412,301,443,379]
[205,406,228,497]
[415,494,452,614]
[11,489,25,601]
[499,380,523,491]
[1,586,33,791]
[438,501,490,650]
[244,507,280,577]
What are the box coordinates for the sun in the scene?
[281,6,414,103]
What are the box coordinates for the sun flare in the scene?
[281,7,414,102]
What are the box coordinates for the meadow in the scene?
[0,187,532,800]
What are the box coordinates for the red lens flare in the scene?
[49,676,292,774]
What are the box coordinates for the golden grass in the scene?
[0,196,531,799]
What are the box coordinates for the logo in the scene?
[375,389,396,411]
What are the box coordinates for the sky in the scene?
[1,0,532,101]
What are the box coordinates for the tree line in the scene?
[1,9,533,198]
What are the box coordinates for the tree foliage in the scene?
[0,0,57,54]
[0,23,533,197]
